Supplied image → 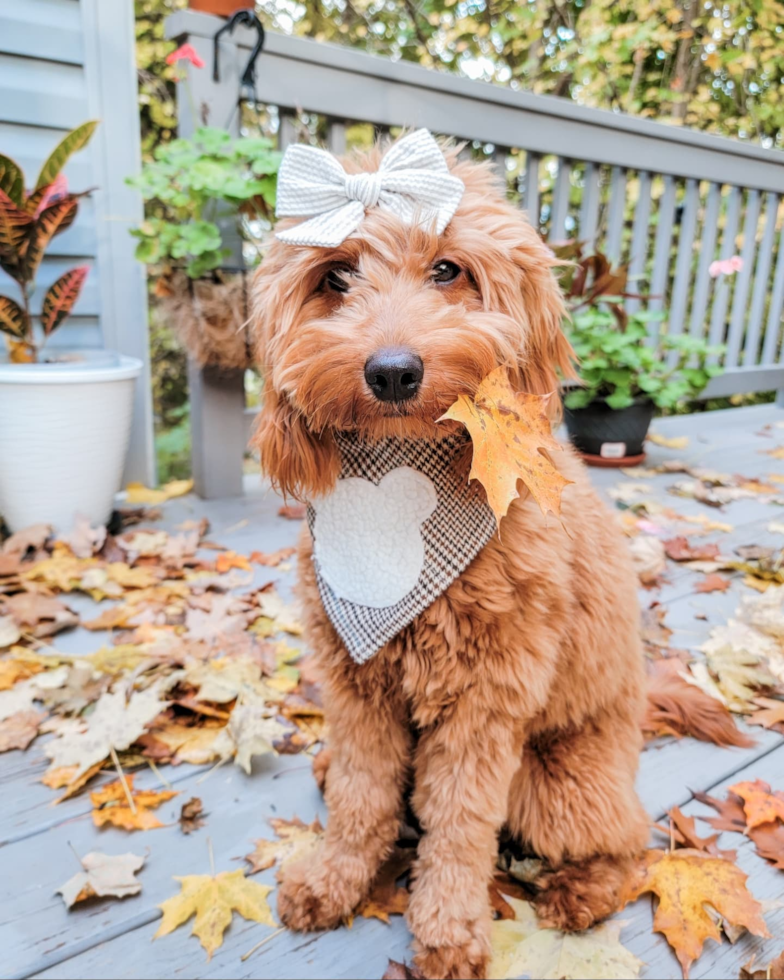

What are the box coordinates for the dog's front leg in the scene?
[277,681,411,931]
[408,697,522,980]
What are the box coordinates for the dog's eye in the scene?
[431,260,461,285]
[322,266,353,294]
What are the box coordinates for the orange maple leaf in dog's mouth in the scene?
[438,366,572,529]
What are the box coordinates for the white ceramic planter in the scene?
[0,351,142,533]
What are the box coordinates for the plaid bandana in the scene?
[307,432,497,664]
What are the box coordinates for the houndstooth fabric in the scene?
[307,433,497,664]
[275,129,465,248]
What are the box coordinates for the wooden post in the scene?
[173,26,247,498]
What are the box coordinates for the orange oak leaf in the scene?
[620,848,769,978]
[748,821,784,871]
[249,548,296,567]
[695,573,731,594]
[692,789,748,833]
[729,779,784,829]
[215,550,251,573]
[354,847,413,924]
[438,367,572,528]
[655,806,736,861]
[90,775,178,831]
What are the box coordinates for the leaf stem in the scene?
[240,928,285,962]
[109,745,137,814]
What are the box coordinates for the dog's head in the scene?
[252,138,574,499]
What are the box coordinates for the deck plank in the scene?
[4,403,784,979]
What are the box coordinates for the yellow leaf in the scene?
[620,849,769,978]
[91,775,178,831]
[125,479,193,505]
[705,51,721,71]
[729,779,784,829]
[649,433,689,449]
[155,868,275,959]
[438,367,572,528]
[0,658,44,691]
[489,896,642,980]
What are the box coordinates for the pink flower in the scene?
[34,173,68,216]
[166,43,205,69]
[709,255,743,278]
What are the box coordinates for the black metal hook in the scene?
[213,10,265,102]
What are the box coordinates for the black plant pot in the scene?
[563,397,655,466]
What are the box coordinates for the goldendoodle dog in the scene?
[252,131,648,980]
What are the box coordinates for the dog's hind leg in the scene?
[507,708,649,931]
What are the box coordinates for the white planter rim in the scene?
[0,352,143,385]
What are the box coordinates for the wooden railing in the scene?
[167,10,784,498]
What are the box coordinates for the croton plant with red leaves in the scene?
[0,121,97,362]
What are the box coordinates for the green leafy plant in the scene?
[565,308,724,411]
[554,242,724,412]
[0,121,97,361]
[127,127,281,278]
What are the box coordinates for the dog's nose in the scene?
[364,348,424,403]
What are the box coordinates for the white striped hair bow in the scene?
[275,128,465,248]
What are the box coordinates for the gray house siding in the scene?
[0,0,155,484]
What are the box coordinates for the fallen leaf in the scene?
[212,704,287,773]
[245,815,324,874]
[736,545,775,561]
[0,615,21,649]
[0,655,44,690]
[215,550,252,573]
[658,806,736,860]
[355,848,413,924]
[439,367,572,527]
[693,789,748,833]
[489,895,642,980]
[277,503,306,520]
[620,849,769,978]
[1,592,79,638]
[629,536,667,586]
[249,547,296,567]
[728,779,784,829]
[696,574,731,594]
[179,797,206,835]
[57,851,144,908]
[649,433,689,449]
[0,709,44,751]
[155,868,275,959]
[748,820,784,871]
[44,683,171,778]
[125,479,193,505]
[748,697,784,733]
[63,515,107,559]
[138,721,224,766]
[663,538,720,562]
[2,523,51,555]
[740,950,784,979]
[91,775,178,831]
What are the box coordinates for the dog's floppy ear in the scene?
[252,388,339,501]
[506,224,576,398]
[251,245,341,501]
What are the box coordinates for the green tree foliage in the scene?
[135,0,188,160]
[260,0,784,147]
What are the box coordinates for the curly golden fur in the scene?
[252,139,649,980]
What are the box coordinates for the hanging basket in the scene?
[158,270,253,372]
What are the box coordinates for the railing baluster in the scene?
[688,182,721,341]
[493,146,508,187]
[524,152,541,228]
[668,178,700,362]
[648,175,677,346]
[327,119,347,155]
[279,113,297,149]
[725,188,762,367]
[625,171,652,316]
[604,166,627,264]
[549,158,571,242]
[763,223,784,364]
[578,163,601,253]
[708,186,742,356]
[745,192,779,365]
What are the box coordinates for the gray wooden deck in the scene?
[4,403,784,980]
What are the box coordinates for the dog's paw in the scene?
[413,940,488,980]
[534,856,626,932]
[276,857,349,932]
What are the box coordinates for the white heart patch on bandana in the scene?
[307,432,498,664]
[312,467,437,609]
